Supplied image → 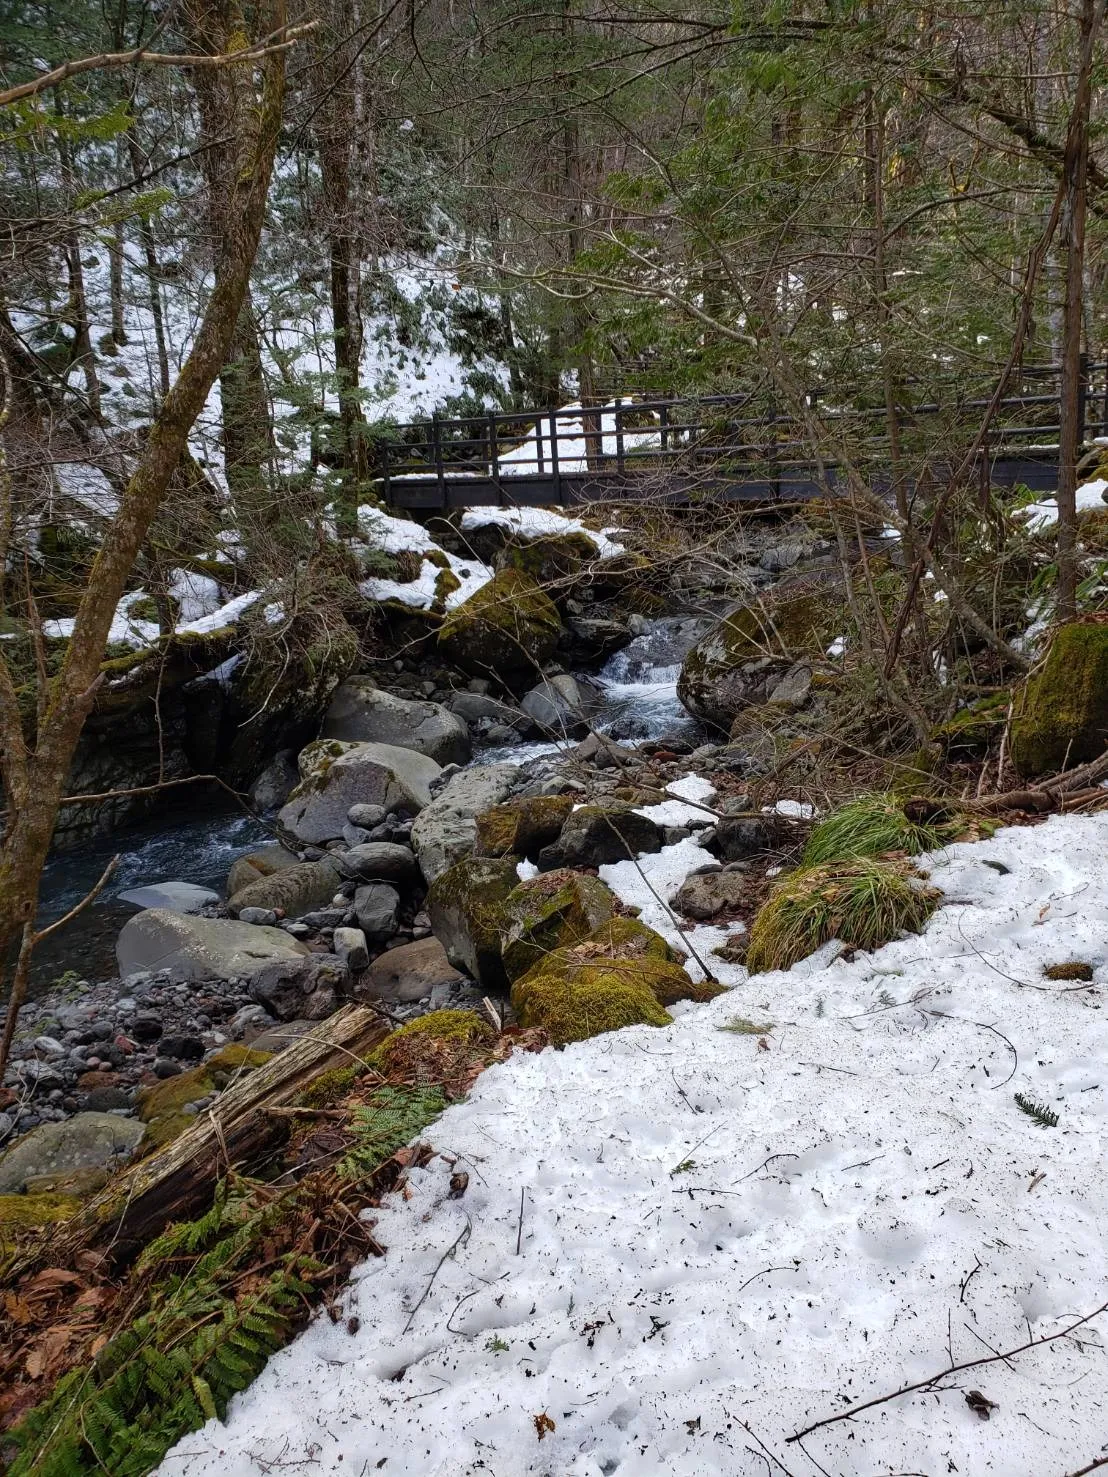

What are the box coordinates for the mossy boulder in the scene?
[426,855,519,990]
[542,801,663,868]
[226,842,301,898]
[677,582,840,730]
[500,869,615,982]
[933,694,1010,758]
[498,532,598,591]
[510,958,672,1047]
[437,568,561,679]
[474,795,573,859]
[544,916,727,1007]
[1010,623,1108,777]
[137,1045,272,1147]
[371,1008,496,1085]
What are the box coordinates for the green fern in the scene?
[1014,1092,1059,1128]
[337,1085,446,1181]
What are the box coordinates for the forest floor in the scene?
[157,798,1108,1477]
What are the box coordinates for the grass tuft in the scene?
[802,793,955,867]
[746,859,940,974]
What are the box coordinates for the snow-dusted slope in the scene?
[161,810,1108,1477]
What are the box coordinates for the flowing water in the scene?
[31,617,707,990]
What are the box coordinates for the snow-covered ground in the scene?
[161,806,1108,1477]
[1019,477,1108,531]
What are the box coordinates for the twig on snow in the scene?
[787,1295,1108,1444]
[402,1216,471,1334]
[515,1187,526,1255]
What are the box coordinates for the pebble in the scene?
[238,906,278,927]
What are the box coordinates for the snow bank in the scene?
[460,504,626,559]
[1019,477,1108,531]
[160,811,1108,1477]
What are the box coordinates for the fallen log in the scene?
[14,1004,388,1276]
[963,746,1108,816]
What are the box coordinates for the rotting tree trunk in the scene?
[12,1005,389,1275]
[0,3,290,1077]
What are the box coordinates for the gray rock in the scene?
[347,803,387,829]
[277,740,441,846]
[710,813,794,862]
[0,1113,12,1143]
[302,984,338,1020]
[226,843,301,899]
[766,662,812,711]
[249,954,348,1022]
[228,857,343,919]
[332,926,370,971]
[759,539,809,573]
[357,935,465,1004]
[426,855,518,990]
[354,882,400,939]
[116,909,309,983]
[674,870,748,920]
[519,674,601,737]
[83,1086,132,1112]
[342,823,372,847]
[446,692,535,733]
[117,880,220,913]
[249,750,300,813]
[33,1035,65,1057]
[322,679,472,766]
[238,906,279,927]
[332,842,420,885]
[0,1112,145,1194]
[227,1004,274,1038]
[12,1060,65,1093]
[410,763,521,883]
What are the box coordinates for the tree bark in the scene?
[0,4,289,1076]
[1055,0,1100,622]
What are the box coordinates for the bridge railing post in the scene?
[381,439,391,505]
[431,414,445,508]
[615,397,626,474]
[660,402,669,455]
[550,410,563,505]
[488,412,503,505]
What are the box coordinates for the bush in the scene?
[802,793,953,866]
[746,859,940,973]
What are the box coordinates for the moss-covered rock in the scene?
[677,581,840,730]
[500,869,615,982]
[437,568,562,679]
[426,855,519,991]
[498,532,598,590]
[474,794,573,859]
[932,691,1011,757]
[543,802,663,868]
[137,1045,272,1147]
[371,1008,497,1088]
[510,958,672,1046]
[1010,623,1108,777]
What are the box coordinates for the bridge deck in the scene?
[377,367,1108,510]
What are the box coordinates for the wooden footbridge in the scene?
[378,363,1108,510]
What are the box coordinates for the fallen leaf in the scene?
[965,1389,997,1420]
[534,1412,556,1440]
[449,1172,469,1199]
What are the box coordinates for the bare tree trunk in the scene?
[0,5,289,1076]
[125,128,172,399]
[1056,0,1100,622]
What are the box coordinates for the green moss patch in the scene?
[511,959,672,1046]
[1010,622,1108,777]
[0,1191,82,1232]
[437,568,561,676]
[138,1046,273,1146]
[474,795,573,859]
[500,869,614,982]
[371,1009,497,1087]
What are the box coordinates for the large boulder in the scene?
[446,691,535,735]
[677,582,839,730]
[249,954,347,1021]
[1010,623,1108,777]
[322,678,472,766]
[410,763,520,882]
[474,794,573,859]
[357,936,465,1003]
[0,1112,145,1194]
[500,868,615,982]
[228,857,342,918]
[437,569,561,680]
[541,801,663,868]
[277,740,441,846]
[426,855,519,991]
[226,842,301,899]
[519,674,601,737]
[497,531,599,589]
[116,908,309,982]
[117,880,219,913]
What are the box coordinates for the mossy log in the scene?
[15,1005,388,1275]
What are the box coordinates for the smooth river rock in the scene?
[322,679,472,766]
[116,908,310,983]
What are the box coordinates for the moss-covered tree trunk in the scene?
[0,5,290,1076]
